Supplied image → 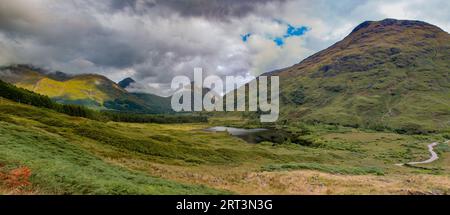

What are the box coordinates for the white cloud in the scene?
[0,0,449,94]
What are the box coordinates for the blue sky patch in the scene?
[273,37,284,46]
[285,25,308,37]
[273,24,309,47]
[241,20,309,47]
[241,33,252,42]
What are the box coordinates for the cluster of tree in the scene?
[0,79,95,118]
[0,79,207,124]
[0,80,54,109]
[102,111,207,124]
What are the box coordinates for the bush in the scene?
[290,87,306,105]
[394,123,429,135]
[324,85,345,92]
[0,166,32,189]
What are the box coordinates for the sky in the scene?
[0,0,449,96]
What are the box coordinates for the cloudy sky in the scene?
[0,0,449,95]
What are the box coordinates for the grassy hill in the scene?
[1,96,450,194]
[0,98,228,194]
[0,74,448,194]
[0,65,172,114]
[266,19,450,133]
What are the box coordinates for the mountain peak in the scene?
[270,18,450,132]
[118,77,136,88]
[351,18,442,34]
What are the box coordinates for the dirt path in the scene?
[396,140,448,166]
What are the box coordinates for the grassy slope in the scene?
[0,98,225,194]
[1,97,449,194]
[19,76,112,103]
[273,19,450,132]
[0,68,118,107]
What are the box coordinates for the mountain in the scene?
[0,65,173,113]
[118,77,136,88]
[122,92,172,114]
[268,19,450,133]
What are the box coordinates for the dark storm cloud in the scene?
[0,1,149,71]
[110,0,156,12]
[0,0,449,96]
[110,0,285,18]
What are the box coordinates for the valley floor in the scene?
[0,98,449,194]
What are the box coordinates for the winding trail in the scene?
[395,140,448,166]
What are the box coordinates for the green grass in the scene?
[262,163,385,175]
[0,97,448,194]
[0,121,227,194]
[435,142,450,155]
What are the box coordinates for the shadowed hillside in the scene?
[268,19,450,133]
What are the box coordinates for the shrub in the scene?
[290,87,306,105]
[0,166,32,189]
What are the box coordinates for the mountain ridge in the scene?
[0,65,173,114]
[268,19,448,76]
[271,18,450,133]
[247,19,450,133]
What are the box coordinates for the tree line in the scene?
[102,111,207,124]
[0,79,206,124]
